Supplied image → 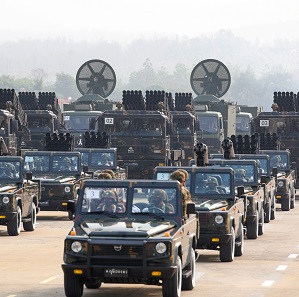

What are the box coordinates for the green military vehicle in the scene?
[154,166,245,262]
[0,156,40,236]
[211,153,277,222]
[62,179,198,297]
[209,159,265,239]
[23,151,83,219]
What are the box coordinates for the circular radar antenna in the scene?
[190,59,231,98]
[76,59,116,98]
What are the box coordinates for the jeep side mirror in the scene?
[272,167,278,177]
[261,175,267,184]
[237,186,244,197]
[26,172,33,181]
[186,203,196,215]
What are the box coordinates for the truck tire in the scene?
[7,206,22,236]
[264,201,271,223]
[64,273,83,297]
[247,210,259,239]
[235,223,244,257]
[162,256,182,297]
[182,248,196,290]
[258,208,264,236]
[23,203,36,231]
[220,227,235,262]
[281,191,291,211]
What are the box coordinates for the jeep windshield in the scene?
[81,186,127,214]
[24,155,50,173]
[63,115,95,130]
[268,153,289,171]
[132,187,177,215]
[156,171,191,191]
[220,164,256,185]
[52,155,80,174]
[0,161,21,181]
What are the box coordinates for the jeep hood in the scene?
[80,220,176,237]
[195,199,228,211]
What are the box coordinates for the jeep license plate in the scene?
[104,268,128,277]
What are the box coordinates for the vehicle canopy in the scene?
[259,149,291,172]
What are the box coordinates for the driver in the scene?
[271,155,282,168]
[33,159,44,171]
[235,169,247,182]
[97,190,124,213]
[60,157,72,171]
[143,189,174,213]
[205,177,220,193]
[2,163,15,178]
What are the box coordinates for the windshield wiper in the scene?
[134,212,165,220]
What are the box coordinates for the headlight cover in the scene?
[71,241,82,253]
[156,242,167,254]
[215,215,224,224]
[64,186,71,193]
[2,196,9,204]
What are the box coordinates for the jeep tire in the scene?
[23,203,37,231]
[220,227,235,262]
[85,278,101,289]
[247,210,259,239]
[7,205,22,236]
[235,223,244,257]
[162,256,182,297]
[182,248,196,290]
[64,273,83,297]
[281,192,291,211]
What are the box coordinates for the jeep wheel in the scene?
[281,193,291,211]
[23,203,36,231]
[264,201,271,223]
[258,208,264,236]
[182,248,196,290]
[220,227,235,262]
[235,223,244,257]
[68,210,74,221]
[64,273,83,297]
[85,278,101,289]
[291,187,296,209]
[7,206,22,236]
[271,200,276,220]
[162,256,182,297]
[247,210,259,239]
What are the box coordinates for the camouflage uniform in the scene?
[101,169,116,179]
[97,172,113,179]
[170,170,192,217]
[146,189,174,213]
[205,176,220,193]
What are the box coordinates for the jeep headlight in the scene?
[2,196,9,204]
[156,242,167,254]
[71,241,82,253]
[64,186,71,193]
[277,181,284,187]
[214,215,224,224]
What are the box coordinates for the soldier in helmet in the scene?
[143,189,174,213]
[170,170,192,217]
[32,158,44,171]
[60,157,72,171]
[271,155,283,168]
[97,190,124,213]
[97,172,113,179]
[205,177,220,193]
[235,169,247,182]
[1,163,15,178]
[101,169,116,179]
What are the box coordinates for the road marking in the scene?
[261,280,274,287]
[40,275,60,284]
[288,254,298,259]
[196,272,205,280]
[276,265,288,271]
[7,295,17,297]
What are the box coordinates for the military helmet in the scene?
[63,157,71,164]
[101,169,115,179]
[97,172,113,179]
[178,169,189,181]
[272,155,281,162]
[170,170,185,183]
[35,158,42,164]
[4,163,15,171]
[207,176,218,185]
[150,189,167,201]
[102,190,117,202]
[235,168,246,177]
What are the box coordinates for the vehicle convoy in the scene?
[210,152,277,222]
[62,179,198,297]
[209,159,265,239]
[61,59,117,148]
[0,156,40,236]
[23,150,83,219]
[154,166,245,262]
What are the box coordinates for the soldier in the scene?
[97,190,124,213]
[98,154,113,166]
[170,170,192,217]
[60,157,72,171]
[177,169,189,187]
[143,189,174,213]
[97,172,113,179]
[2,163,15,178]
[235,169,248,182]
[32,159,44,171]
[205,177,220,193]
[116,102,123,110]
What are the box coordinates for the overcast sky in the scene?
[1,0,299,44]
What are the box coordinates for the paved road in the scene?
[1,201,299,297]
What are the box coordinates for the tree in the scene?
[30,68,47,92]
[53,72,80,100]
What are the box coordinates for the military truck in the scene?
[209,159,265,239]
[154,166,245,262]
[62,179,198,297]
[0,156,40,236]
[23,151,83,219]
[61,59,116,148]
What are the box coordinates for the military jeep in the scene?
[62,179,198,297]
[0,156,40,236]
[23,151,83,219]
[154,166,245,262]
